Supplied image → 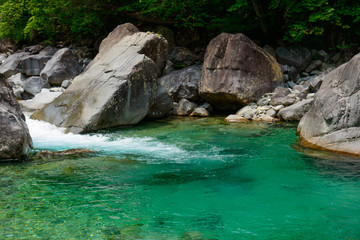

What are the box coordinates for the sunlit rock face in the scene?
[298,53,360,156]
[31,23,168,133]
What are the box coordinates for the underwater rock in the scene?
[35,148,96,158]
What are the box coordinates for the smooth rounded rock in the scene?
[275,46,312,70]
[0,52,30,78]
[189,107,210,117]
[225,115,250,123]
[23,76,50,96]
[175,98,197,116]
[199,33,282,111]
[18,46,58,76]
[40,48,81,86]
[278,99,313,121]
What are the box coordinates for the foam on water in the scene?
[26,117,185,161]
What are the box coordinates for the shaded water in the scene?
[1,117,360,239]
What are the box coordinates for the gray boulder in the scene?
[0,78,32,160]
[175,98,197,116]
[257,97,270,106]
[288,66,299,82]
[225,115,250,123]
[236,105,256,120]
[189,107,210,117]
[18,46,58,76]
[298,53,360,156]
[287,81,296,89]
[305,60,322,73]
[163,60,175,75]
[266,108,277,118]
[13,86,24,99]
[23,76,50,96]
[159,65,201,102]
[40,48,81,86]
[23,45,44,54]
[0,52,30,78]
[61,80,72,89]
[200,102,213,112]
[7,73,27,99]
[147,85,173,118]
[275,46,312,70]
[305,74,325,92]
[168,47,199,68]
[7,73,26,87]
[270,87,295,106]
[278,99,313,121]
[199,33,283,111]
[293,85,310,95]
[31,24,168,133]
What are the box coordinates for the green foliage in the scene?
[0,0,359,47]
[225,0,360,44]
[0,0,29,41]
[272,0,360,42]
[0,0,115,42]
[119,0,232,30]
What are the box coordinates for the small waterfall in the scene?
[26,116,184,160]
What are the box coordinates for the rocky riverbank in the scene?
[0,22,359,159]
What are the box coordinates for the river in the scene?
[1,117,360,239]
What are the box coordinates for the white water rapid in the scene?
[26,116,184,160]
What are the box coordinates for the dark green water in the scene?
[1,117,360,239]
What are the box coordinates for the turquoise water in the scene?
[1,117,360,239]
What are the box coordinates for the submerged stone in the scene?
[35,148,96,158]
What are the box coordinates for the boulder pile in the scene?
[0,41,94,113]
[225,46,342,123]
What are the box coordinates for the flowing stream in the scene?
[1,117,360,239]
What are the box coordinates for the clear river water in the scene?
[1,117,360,239]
